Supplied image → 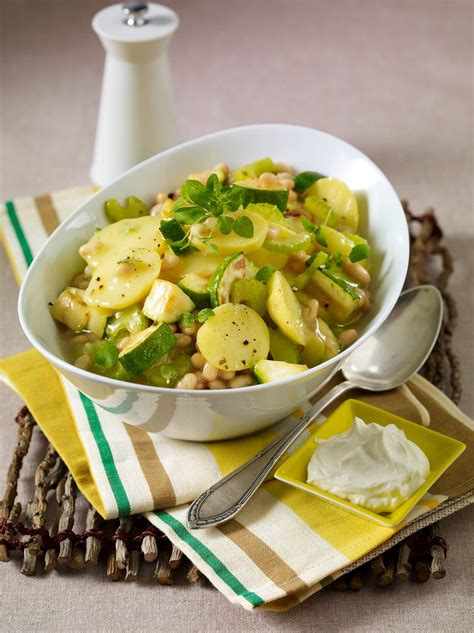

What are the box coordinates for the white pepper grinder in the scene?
[90,2,179,186]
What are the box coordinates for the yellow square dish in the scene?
[275,399,466,527]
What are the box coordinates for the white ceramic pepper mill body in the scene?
[90,2,179,186]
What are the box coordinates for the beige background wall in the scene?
[1,1,472,631]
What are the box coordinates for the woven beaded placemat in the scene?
[0,202,464,592]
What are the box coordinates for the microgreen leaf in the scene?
[174,205,207,225]
[349,243,371,262]
[233,216,254,238]
[217,215,234,235]
[181,179,208,207]
[197,308,215,323]
[222,186,244,212]
[334,252,344,267]
[206,173,222,195]
[255,265,277,284]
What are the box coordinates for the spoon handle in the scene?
[186,380,355,529]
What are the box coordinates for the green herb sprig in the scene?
[161,174,254,252]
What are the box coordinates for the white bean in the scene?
[229,375,254,389]
[219,370,235,381]
[175,333,192,348]
[338,329,359,347]
[161,253,181,271]
[258,172,278,188]
[176,373,198,390]
[75,354,91,370]
[181,322,198,336]
[343,260,371,286]
[202,363,219,382]
[209,379,227,390]
[191,352,205,369]
[155,191,169,204]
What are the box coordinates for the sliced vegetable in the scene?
[196,303,270,372]
[247,248,289,271]
[119,323,176,375]
[269,329,299,363]
[50,287,110,337]
[244,203,288,227]
[305,178,359,232]
[230,279,268,316]
[231,157,276,183]
[208,252,251,307]
[300,317,340,366]
[254,360,308,383]
[191,211,267,256]
[263,229,312,254]
[144,353,193,387]
[178,273,210,308]
[79,216,166,268]
[143,280,196,323]
[105,306,149,339]
[104,196,149,223]
[160,251,224,284]
[83,248,162,311]
[234,183,289,213]
[309,269,361,322]
[304,197,337,227]
[267,271,309,345]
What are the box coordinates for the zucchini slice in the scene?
[234,182,289,213]
[267,271,309,346]
[208,252,251,308]
[254,360,308,384]
[230,278,268,316]
[50,287,109,338]
[105,307,149,340]
[119,323,176,375]
[178,273,210,308]
[269,328,299,364]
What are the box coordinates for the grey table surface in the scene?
[0,1,473,631]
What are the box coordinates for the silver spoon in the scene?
[187,285,443,530]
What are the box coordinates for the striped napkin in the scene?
[1,187,473,611]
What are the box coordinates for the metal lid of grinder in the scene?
[92,2,178,46]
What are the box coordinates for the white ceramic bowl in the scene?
[19,125,408,441]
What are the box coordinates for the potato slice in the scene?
[190,211,268,256]
[79,216,166,268]
[83,248,161,310]
[196,303,270,372]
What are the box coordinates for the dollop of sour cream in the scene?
[306,418,430,513]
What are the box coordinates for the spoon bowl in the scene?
[187,286,444,529]
[342,285,443,391]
